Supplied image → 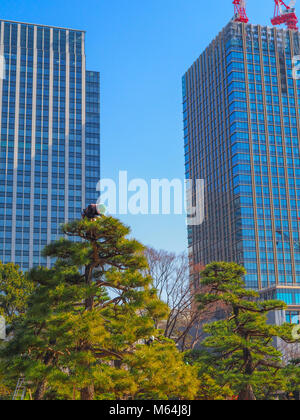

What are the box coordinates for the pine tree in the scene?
[284,360,300,400]
[196,262,299,400]
[185,350,234,400]
[0,261,34,326]
[1,216,198,400]
[0,262,34,399]
[125,341,198,400]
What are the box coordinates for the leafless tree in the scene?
[145,247,214,351]
[279,340,300,364]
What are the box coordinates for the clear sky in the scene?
[1,0,277,253]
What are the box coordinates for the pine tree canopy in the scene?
[0,261,34,326]
[0,216,199,400]
[196,262,300,400]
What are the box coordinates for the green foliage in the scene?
[196,262,299,400]
[0,261,34,398]
[0,216,199,400]
[283,360,300,399]
[126,341,198,400]
[185,350,234,400]
[0,261,34,326]
[0,373,10,400]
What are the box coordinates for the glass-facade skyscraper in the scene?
[183,21,300,323]
[0,20,100,270]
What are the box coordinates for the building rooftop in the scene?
[0,18,85,33]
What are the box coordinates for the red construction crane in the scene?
[233,0,249,23]
[271,0,298,31]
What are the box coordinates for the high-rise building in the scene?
[0,20,100,270]
[183,20,300,324]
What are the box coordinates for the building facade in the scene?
[183,21,300,324]
[0,20,100,270]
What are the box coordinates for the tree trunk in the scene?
[34,379,48,400]
[85,264,94,311]
[80,257,96,400]
[33,350,56,400]
[80,385,95,401]
[114,360,122,369]
[238,384,256,401]
[239,338,256,401]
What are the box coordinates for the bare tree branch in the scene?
[145,247,213,351]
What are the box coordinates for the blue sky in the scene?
[1,0,278,253]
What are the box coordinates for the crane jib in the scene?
[231,0,298,30]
